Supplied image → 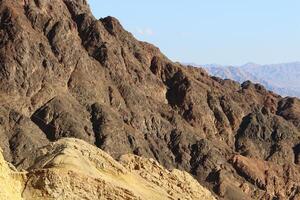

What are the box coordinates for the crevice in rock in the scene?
[265,143,280,161]
[189,140,207,175]
[67,58,80,88]
[293,143,300,164]
[31,111,56,141]
[89,103,106,147]
[45,21,61,57]
[234,114,252,153]
[30,97,56,141]
[165,71,190,108]
[149,144,160,162]
[219,96,237,130]
[168,130,183,164]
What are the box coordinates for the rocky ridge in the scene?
[0,138,216,200]
[0,0,300,199]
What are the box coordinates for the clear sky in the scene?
[88,0,300,65]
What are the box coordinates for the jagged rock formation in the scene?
[231,155,300,200]
[0,138,216,200]
[0,0,300,199]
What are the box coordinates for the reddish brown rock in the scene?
[0,0,299,199]
[232,155,300,199]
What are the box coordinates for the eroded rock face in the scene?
[232,155,300,200]
[0,106,49,169]
[0,138,216,200]
[235,108,299,165]
[277,97,300,130]
[0,0,300,199]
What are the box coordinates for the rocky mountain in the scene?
[0,138,216,200]
[0,0,300,199]
[202,63,300,97]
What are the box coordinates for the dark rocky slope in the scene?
[0,0,300,199]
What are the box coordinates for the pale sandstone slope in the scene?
[0,138,215,200]
[0,149,24,200]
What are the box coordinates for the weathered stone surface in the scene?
[277,97,300,129]
[0,0,300,199]
[232,155,300,200]
[235,108,299,165]
[0,138,216,200]
[0,106,49,169]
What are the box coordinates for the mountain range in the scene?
[199,62,300,97]
[0,0,300,199]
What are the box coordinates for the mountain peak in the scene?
[100,16,125,36]
[0,0,300,199]
[241,62,261,68]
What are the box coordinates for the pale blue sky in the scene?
[88,0,300,65]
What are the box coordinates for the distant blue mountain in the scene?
[190,62,300,97]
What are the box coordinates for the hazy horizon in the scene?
[186,61,300,67]
[88,0,300,66]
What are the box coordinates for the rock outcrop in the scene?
[0,138,216,200]
[0,0,300,199]
[232,155,300,200]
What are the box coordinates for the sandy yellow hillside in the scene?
[0,149,25,200]
[0,138,215,200]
